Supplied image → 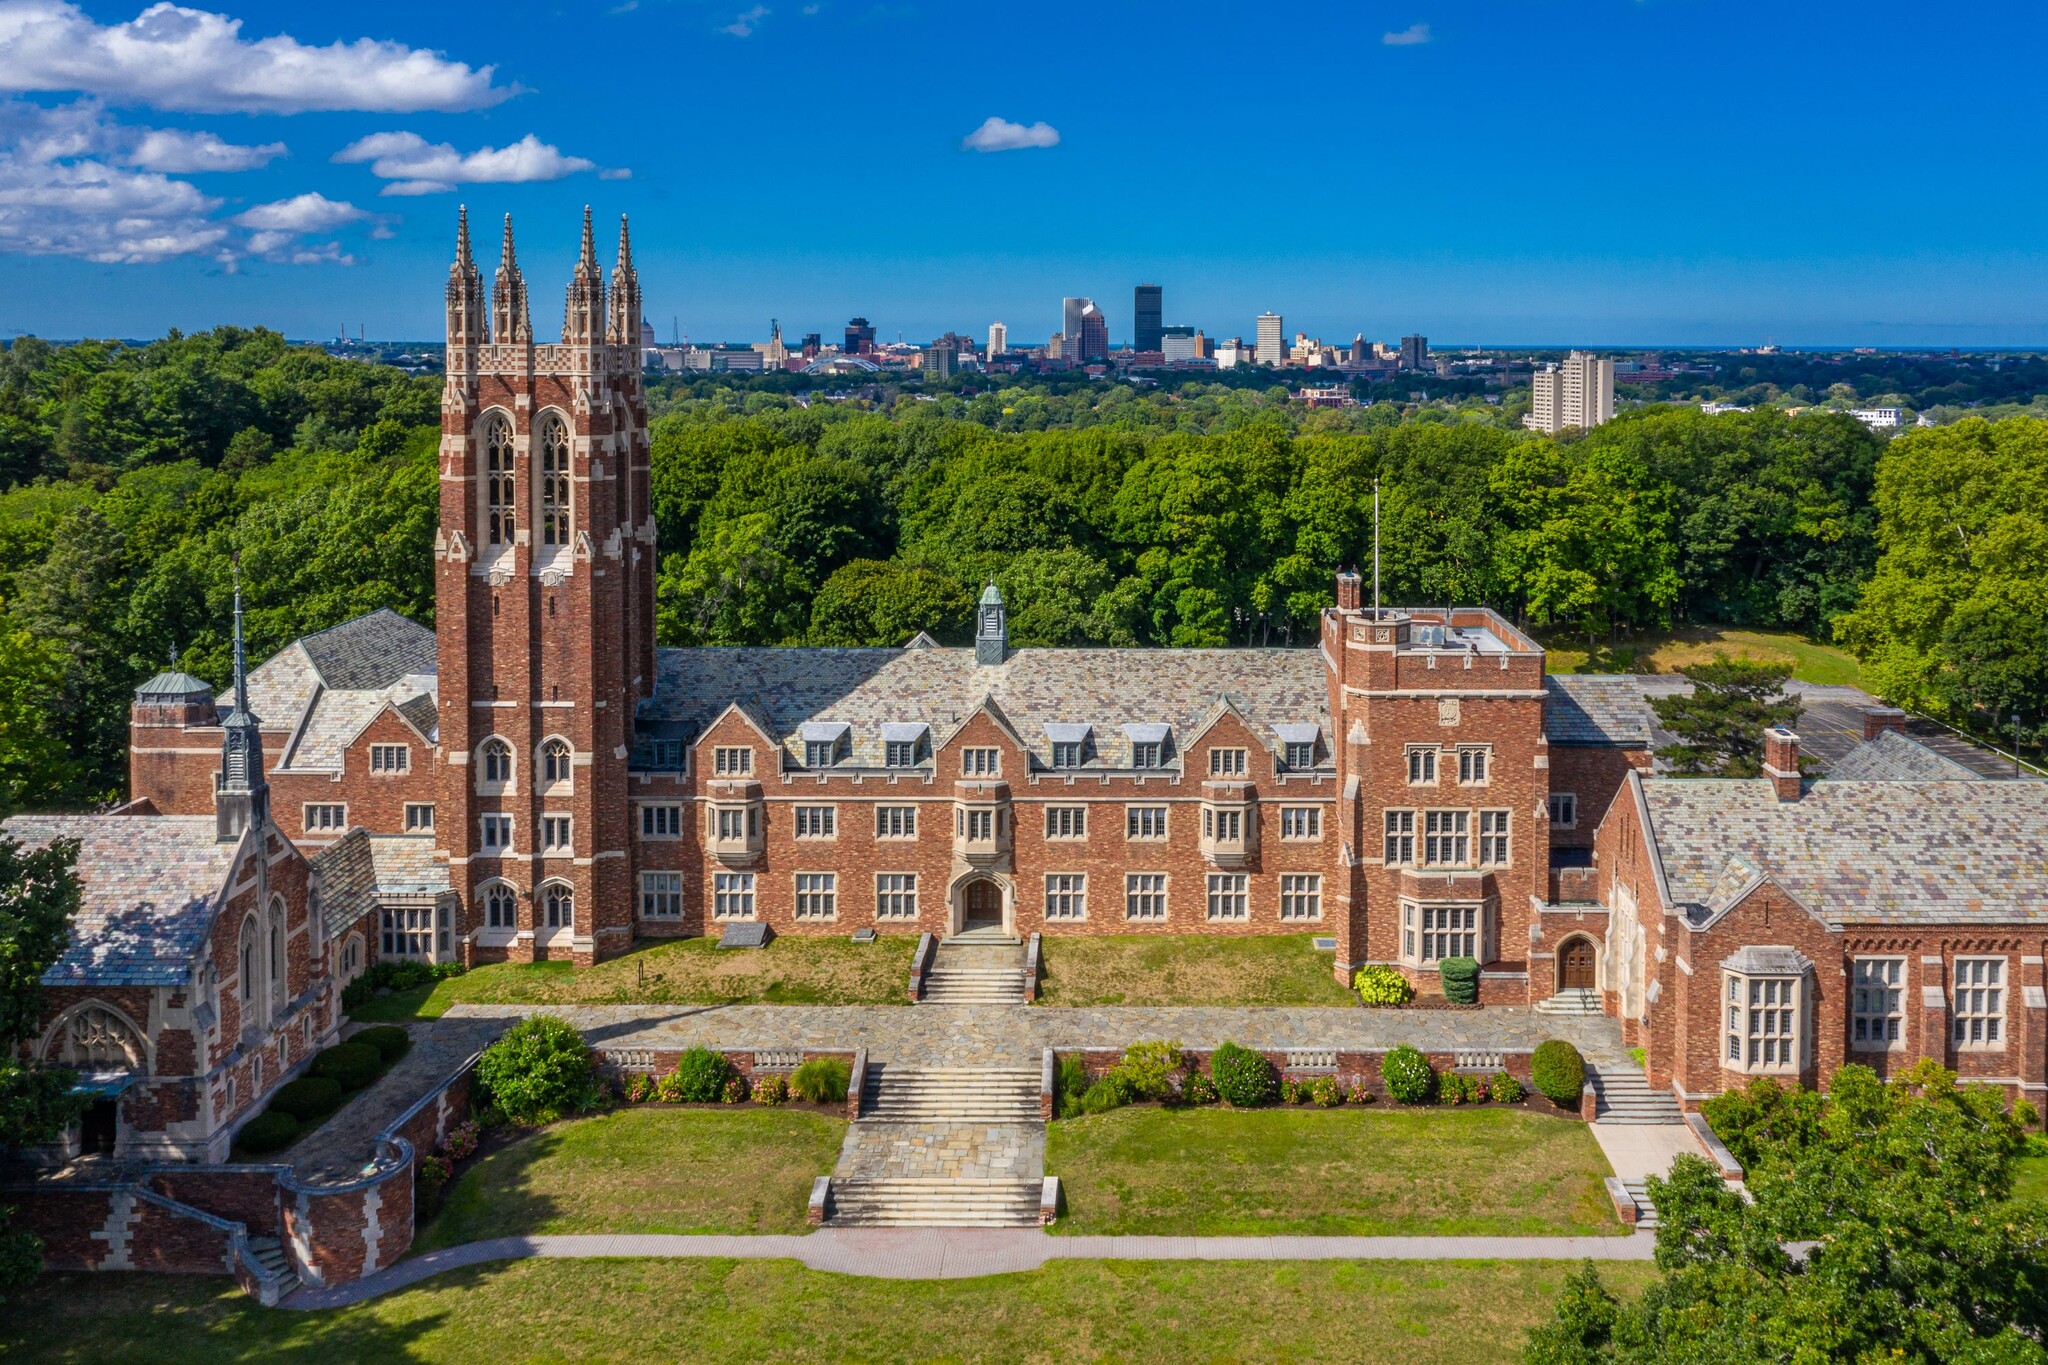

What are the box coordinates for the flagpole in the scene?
[1372,479,1381,616]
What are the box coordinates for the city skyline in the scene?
[1,1,2046,346]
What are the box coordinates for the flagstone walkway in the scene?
[441,1001,1626,1068]
[283,1226,1659,1309]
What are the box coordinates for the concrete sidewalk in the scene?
[1588,1121,1711,1181]
[284,1225,1656,1309]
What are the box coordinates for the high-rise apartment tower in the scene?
[1524,351,1616,434]
[1133,284,1162,353]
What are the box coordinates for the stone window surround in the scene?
[1399,896,1492,967]
[1045,872,1087,920]
[369,743,410,774]
[639,870,683,918]
[792,805,837,839]
[1850,955,1906,1051]
[1721,957,1809,1075]
[876,872,918,919]
[1953,956,2008,1051]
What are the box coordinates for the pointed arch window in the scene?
[540,737,573,790]
[543,883,574,929]
[539,419,571,548]
[268,895,287,995]
[479,737,514,788]
[239,916,259,1003]
[484,883,518,930]
[483,414,516,547]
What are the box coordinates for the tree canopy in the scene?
[1650,659,1802,776]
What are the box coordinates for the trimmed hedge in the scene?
[353,1025,411,1064]
[1531,1039,1586,1107]
[666,1046,734,1104]
[1438,957,1480,1004]
[1381,1045,1436,1104]
[1210,1042,1278,1108]
[268,1077,345,1122]
[238,1110,301,1154]
[311,1041,380,1092]
[791,1056,852,1104]
[341,958,465,1012]
[1490,1071,1526,1104]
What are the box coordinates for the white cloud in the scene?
[961,116,1058,153]
[720,5,768,36]
[0,148,227,262]
[1382,22,1430,45]
[130,126,282,172]
[233,191,363,232]
[334,130,596,196]
[598,167,631,180]
[0,0,512,114]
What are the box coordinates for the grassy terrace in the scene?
[1035,934,1355,1007]
[348,934,917,1022]
[415,1108,846,1250]
[1542,624,1864,687]
[6,1259,1659,1364]
[1048,1107,1621,1238]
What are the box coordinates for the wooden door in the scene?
[964,880,1002,927]
[1561,939,1596,990]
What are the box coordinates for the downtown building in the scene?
[28,209,2048,1141]
[1525,351,1616,433]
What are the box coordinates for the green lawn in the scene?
[1035,934,1355,1007]
[1048,1105,1621,1237]
[1543,625,1864,688]
[2014,1153,2048,1204]
[4,1258,1658,1364]
[416,1106,846,1250]
[348,934,917,1023]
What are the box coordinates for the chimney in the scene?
[1863,707,1908,741]
[1335,569,1362,612]
[1763,727,1802,802]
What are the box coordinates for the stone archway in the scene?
[947,874,1012,938]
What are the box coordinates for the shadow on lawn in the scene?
[413,1127,567,1253]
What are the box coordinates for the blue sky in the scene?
[2,0,2045,346]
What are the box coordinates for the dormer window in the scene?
[1132,742,1162,770]
[1124,724,1171,770]
[1285,742,1315,769]
[881,723,928,768]
[800,722,849,770]
[807,742,836,768]
[1047,724,1092,770]
[1276,724,1321,771]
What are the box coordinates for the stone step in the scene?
[1535,989,1603,1015]
[1619,1179,1662,1229]
[826,1178,1041,1228]
[1590,1064,1684,1124]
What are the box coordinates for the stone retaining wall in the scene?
[1058,1044,1579,1116]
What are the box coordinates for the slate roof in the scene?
[1639,776,2048,927]
[639,646,1333,770]
[3,814,237,987]
[311,828,379,937]
[1824,729,1985,783]
[367,835,450,896]
[1545,675,1657,747]
[235,610,438,771]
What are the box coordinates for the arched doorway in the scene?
[1558,936,1598,991]
[949,875,1010,938]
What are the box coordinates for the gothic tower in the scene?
[435,207,654,965]
[216,559,270,843]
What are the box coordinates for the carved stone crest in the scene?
[1438,697,1461,727]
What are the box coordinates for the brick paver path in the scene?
[284,1226,1657,1308]
[444,1002,1625,1068]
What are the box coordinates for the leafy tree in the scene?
[0,625,77,813]
[0,835,85,1298]
[807,559,973,646]
[655,514,809,646]
[1650,658,1800,776]
[1524,1063,2048,1364]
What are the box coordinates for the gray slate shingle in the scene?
[1824,729,1985,783]
[1545,675,1657,746]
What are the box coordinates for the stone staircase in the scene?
[825,1178,1043,1228]
[1589,1063,1684,1125]
[918,940,1027,1006]
[857,1064,1040,1122]
[247,1236,301,1297]
[826,1062,1046,1228]
[1618,1178,1662,1229]
[1535,987,1603,1017]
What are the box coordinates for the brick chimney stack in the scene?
[1863,707,1908,740]
[1335,569,1362,612]
[1763,727,1803,801]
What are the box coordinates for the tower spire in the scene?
[215,553,270,842]
[454,204,473,271]
[447,204,487,352]
[607,212,641,347]
[564,204,605,346]
[577,204,598,276]
[491,212,530,344]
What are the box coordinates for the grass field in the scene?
[3,1258,1658,1364]
[1035,934,1355,1007]
[348,934,917,1023]
[2015,1153,2048,1204]
[1542,625,1864,688]
[415,1107,846,1250]
[1047,1105,1621,1237]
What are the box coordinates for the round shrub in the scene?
[353,1026,411,1064]
[752,1073,790,1106]
[1531,1039,1587,1108]
[669,1046,734,1104]
[1310,1076,1345,1108]
[1346,1082,1376,1105]
[268,1077,345,1122]
[1354,965,1415,1007]
[311,1041,380,1092]
[721,1075,749,1104]
[1438,956,1480,1005]
[791,1056,852,1105]
[1210,1042,1278,1108]
[1381,1045,1436,1105]
[475,1015,601,1125]
[1183,1073,1219,1105]
[1490,1071,1525,1104]
[238,1110,300,1154]
[1437,1071,1474,1106]
[1111,1040,1187,1101]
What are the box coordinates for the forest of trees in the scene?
[0,327,2039,812]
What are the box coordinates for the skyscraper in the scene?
[1524,352,1616,434]
[845,317,876,355]
[1134,284,1163,353]
[1077,303,1108,362]
[1399,335,1429,370]
[1061,297,1093,347]
[1256,312,1285,366]
[987,321,1007,359]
